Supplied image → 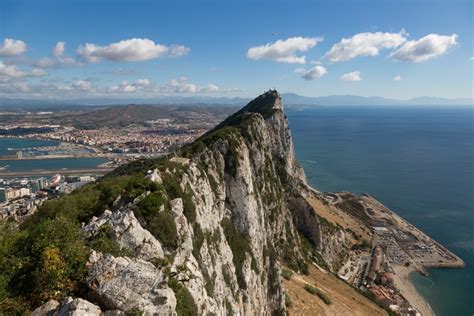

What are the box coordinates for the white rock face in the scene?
[31,299,59,316]
[84,208,165,260]
[87,251,176,315]
[56,297,102,316]
[32,297,101,316]
[81,90,325,315]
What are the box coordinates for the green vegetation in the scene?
[126,307,144,316]
[225,298,233,315]
[168,277,198,316]
[351,240,371,251]
[192,222,204,261]
[221,217,254,290]
[281,268,293,281]
[284,293,293,308]
[0,218,90,311]
[88,225,131,257]
[304,284,332,305]
[0,171,162,312]
[135,190,178,249]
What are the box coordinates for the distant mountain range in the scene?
[0,93,472,110]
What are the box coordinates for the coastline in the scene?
[392,264,434,316]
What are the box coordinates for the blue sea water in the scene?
[0,138,59,156]
[0,138,107,172]
[287,106,473,316]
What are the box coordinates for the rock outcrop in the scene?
[32,297,101,316]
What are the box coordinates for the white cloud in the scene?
[341,71,362,81]
[390,34,458,62]
[393,75,402,81]
[0,38,27,57]
[35,42,78,68]
[470,56,474,61]
[324,31,407,62]
[76,38,190,63]
[296,65,328,80]
[221,87,242,93]
[72,80,93,91]
[30,68,48,77]
[0,62,47,80]
[0,62,26,78]
[53,41,65,57]
[109,78,152,93]
[247,37,323,64]
[310,59,322,65]
[35,57,56,68]
[160,77,219,94]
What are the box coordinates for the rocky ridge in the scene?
[33,90,358,315]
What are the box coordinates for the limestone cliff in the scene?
[31,90,381,315]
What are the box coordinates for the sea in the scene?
[287,106,473,316]
[0,138,107,173]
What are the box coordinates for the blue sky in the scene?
[0,0,472,100]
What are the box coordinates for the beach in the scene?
[392,265,433,316]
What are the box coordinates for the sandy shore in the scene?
[392,264,434,316]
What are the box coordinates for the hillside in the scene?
[63,104,236,129]
[0,91,387,315]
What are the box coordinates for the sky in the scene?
[0,0,472,100]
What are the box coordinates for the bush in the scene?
[281,268,293,281]
[304,284,331,305]
[87,225,131,257]
[0,217,90,310]
[147,210,178,249]
[135,191,178,249]
[168,277,198,316]
[285,293,293,308]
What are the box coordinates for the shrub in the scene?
[135,191,178,249]
[87,225,131,257]
[126,307,144,316]
[168,277,198,316]
[281,268,293,281]
[304,284,331,305]
[147,209,178,249]
[284,293,293,308]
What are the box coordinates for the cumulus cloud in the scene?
[53,41,66,57]
[35,42,78,68]
[324,31,407,62]
[160,77,219,94]
[109,78,151,93]
[0,38,27,57]
[0,61,47,80]
[390,34,458,62]
[341,71,362,81]
[295,65,328,80]
[35,57,56,68]
[247,37,323,64]
[394,75,402,81]
[76,38,190,63]
[72,80,93,91]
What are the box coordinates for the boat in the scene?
[0,165,9,170]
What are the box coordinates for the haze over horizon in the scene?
[0,0,472,101]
